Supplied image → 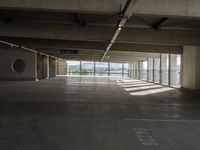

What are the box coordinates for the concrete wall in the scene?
[182,46,200,90]
[0,43,57,81]
[56,59,67,75]
[0,44,36,80]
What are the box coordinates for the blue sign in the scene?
[60,49,78,54]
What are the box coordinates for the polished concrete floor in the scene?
[0,76,200,150]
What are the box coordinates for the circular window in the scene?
[12,59,26,73]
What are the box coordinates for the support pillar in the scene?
[108,62,110,76]
[153,58,155,83]
[35,53,38,81]
[147,58,149,81]
[46,55,50,79]
[160,53,162,84]
[138,61,141,79]
[80,61,82,75]
[182,46,200,90]
[122,63,124,77]
[94,62,96,76]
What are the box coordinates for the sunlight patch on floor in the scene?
[115,79,175,96]
[124,85,164,92]
[130,87,174,96]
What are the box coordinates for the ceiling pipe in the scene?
[0,40,19,48]
[0,40,57,58]
[21,46,38,53]
[101,0,137,62]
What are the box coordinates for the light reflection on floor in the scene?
[116,79,174,96]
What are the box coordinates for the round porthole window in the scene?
[12,59,26,73]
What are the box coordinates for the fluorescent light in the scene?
[118,27,122,31]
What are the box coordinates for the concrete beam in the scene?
[133,0,200,18]
[37,48,160,64]
[0,0,126,14]
[112,43,182,54]
[61,55,135,63]
[0,37,107,50]
[38,48,160,58]
[0,0,200,18]
[108,51,160,58]
[0,23,199,46]
[0,37,183,54]
[0,22,112,42]
[117,28,200,46]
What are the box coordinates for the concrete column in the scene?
[169,54,171,86]
[134,62,139,79]
[34,53,38,81]
[56,61,59,75]
[37,54,43,79]
[56,59,67,75]
[42,55,48,79]
[132,62,134,78]
[154,58,160,84]
[161,54,169,85]
[138,61,141,79]
[129,62,134,78]
[148,58,153,82]
[94,62,96,76]
[153,58,155,83]
[147,58,149,81]
[159,53,162,84]
[122,63,124,77]
[170,54,178,86]
[135,62,137,78]
[108,62,110,76]
[139,60,145,80]
[132,62,135,78]
[65,61,68,75]
[46,55,50,79]
[137,62,139,79]
[49,57,56,78]
[196,48,200,90]
[182,46,200,90]
[80,61,82,75]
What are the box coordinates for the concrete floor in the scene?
[0,76,200,150]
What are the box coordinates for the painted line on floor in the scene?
[133,128,159,146]
[124,118,200,122]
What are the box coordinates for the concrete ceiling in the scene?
[0,0,199,62]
